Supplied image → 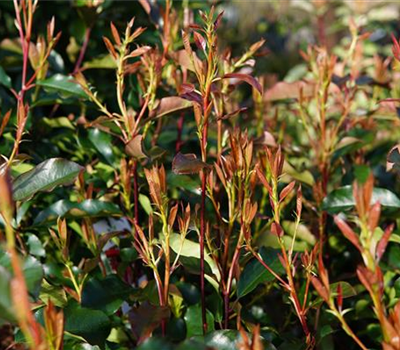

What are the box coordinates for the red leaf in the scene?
[264,81,314,101]
[110,22,121,46]
[271,222,283,237]
[222,73,263,95]
[217,107,247,121]
[193,31,206,52]
[125,134,147,159]
[0,110,11,138]
[376,223,394,261]
[172,152,210,175]
[129,302,170,343]
[296,185,302,218]
[149,96,192,119]
[356,265,374,295]
[256,166,271,195]
[368,201,381,233]
[311,277,330,303]
[392,33,400,61]
[214,11,224,30]
[334,215,362,252]
[103,36,117,59]
[279,181,295,203]
[126,46,151,59]
[182,29,192,57]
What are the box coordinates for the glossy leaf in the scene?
[200,330,277,350]
[387,145,400,172]
[12,158,83,201]
[0,250,44,297]
[88,128,116,165]
[34,199,121,225]
[136,338,173,350]
[237,247,285,298]
[322,185,400,213]
[64,303,111,347]
[184,304,215,337]
[0,66,11,88]
[37,74,87,98]
[81,275,133,315]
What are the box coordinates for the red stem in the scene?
[200,170,207,334]
[176,111,184,152]
[13,0,28,96]
[224,242,242,328]
[133,160,139,236]
[73,26,92,74]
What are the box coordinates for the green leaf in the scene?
[34,199,121,225]
[136,338,173,350]
[81,275,133,315]
[36,74,87,98]
[0,250,43,298]
[0,266,15,322]
[73,344,102,350]
[169,233,220,281]
[39,279,67,307]
[12,158,83,201]
[387,145,400,172]
[88,128,116,165]
[353,164,370,184]
[0,66,11,88]
[120,247,138,262]
[139,194,153,215]
[322,185,400,213]
[176,282,201,306]
[184,304,215,337]
[27,234,46,257]
[237,247,285,298]
[330,281,357,298]
[394,277,400,297]
[319,325,335,340]
[281,220,316,245]
[167,173,200,192]
[282,161,314,186]
[21,255,44,296]
[176,340,208,350]
[64,303,111,347]
[41,116,75,130]
[201,330,276,350]
[82,54,117,70]
[166,317,186,342]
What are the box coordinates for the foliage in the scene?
[2,1,400,349]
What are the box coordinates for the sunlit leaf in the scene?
[172,153,210,175]
[34,199,121,225]
[12,158,83,201]
[37,74,87,98]
[222,73,262,95]
[322,186,400,213]
[125,134,148,159]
